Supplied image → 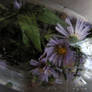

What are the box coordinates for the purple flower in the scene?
[41,38,74,67]
[56,18,90,42]
[14,0,22,9]
[30,59,59,83]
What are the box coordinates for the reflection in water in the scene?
[84,57,92,70]
[74,76,87,87]
[78,38,92,80]
[77,38,92,56]
[72,38,92,92]
[82,57,92,80]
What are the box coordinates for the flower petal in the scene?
[58,56,63,67]
[49,53,57,62]
[55,79,62,84]
[41,73,49,82]
[31,68,40,75]
[45,47,54,57]
[14,0,22,9]
[56,24,69,37]
[50,69,59,78]
[30,59,40,66]
[65,18,74,34]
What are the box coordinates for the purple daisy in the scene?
[30,59,60,83]
[56,18,90,42]
[40,38,74,67]
[14,0,22,9]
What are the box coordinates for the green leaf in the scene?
[44,29,55,41]
[45,34,54,41]
[22,30,30,46]
[38,8,67,27]
[18,15,42,52]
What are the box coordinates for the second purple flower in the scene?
[40,38,75,67]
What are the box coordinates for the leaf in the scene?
[18,15,42,52]
[45,34,54,41]
[44,29,55,41]
[38,8,67,27]
[22,30,30,46]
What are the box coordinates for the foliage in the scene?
[38,8,67,27]
[18,15,42,52]
[0,2,68,70]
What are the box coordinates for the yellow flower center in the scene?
[57,47,67,55]
[71,34,79,39]
[69,34,80,43]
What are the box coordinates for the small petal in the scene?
[30,59,40,66]
[56,24,69,37]
[41,58,47,63]
[14,0,22,9]
[75,19,81,33]
[31,68,40,75]
[41,74,48,82]
[46,47,54,57]
[81,26,90,34]
[51,70,59,78]
[55,79,62,84]
[49,38,58,45]
[49,53,56,62]
[58,56,63,67]
[65,18,74,34]
[53,55,58,65]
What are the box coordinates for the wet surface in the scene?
[0,84,19,92]
[0,60,24,91]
